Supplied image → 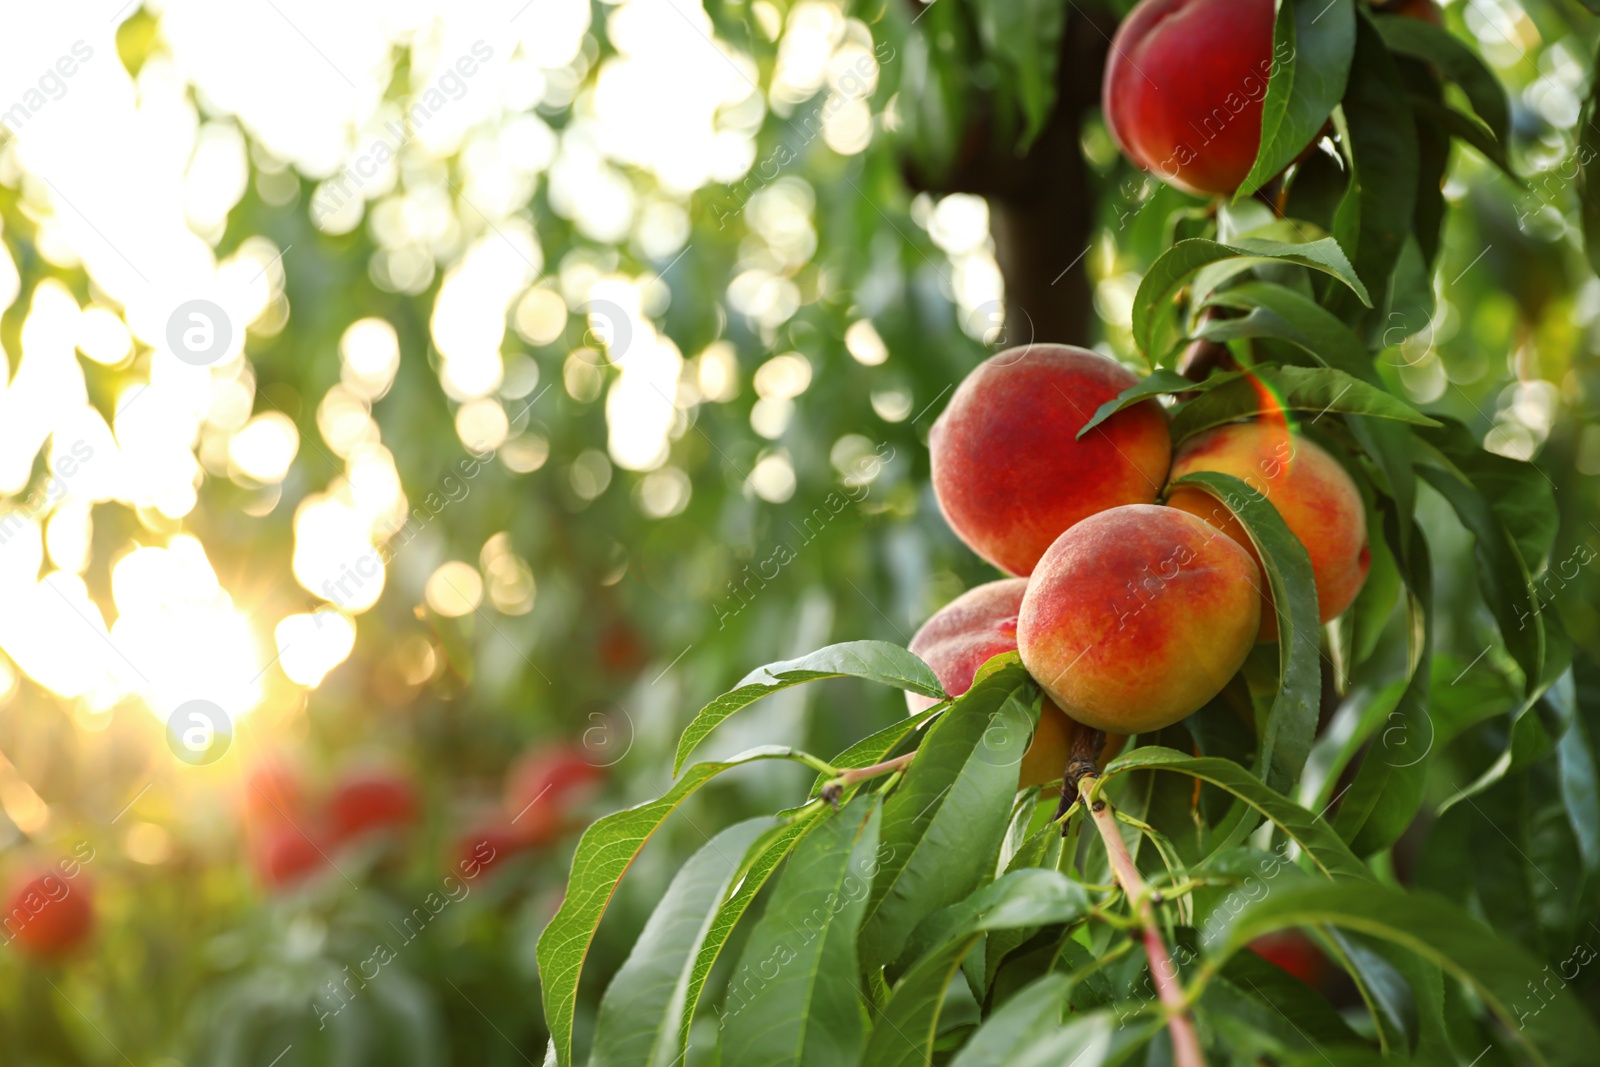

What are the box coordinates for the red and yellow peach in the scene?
[909,579,1124,786]
[930,346,1171,577]
[1103,0,1288,197]
[1018,505,1261,735]
[1164,421,1369,640]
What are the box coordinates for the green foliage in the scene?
[2,0,1598,1063]
[1131,237,1370,359]
[673,641,943,775]
[547,6,1600,1059]
[1163,472,1322,793]
[1239,0,1355,199]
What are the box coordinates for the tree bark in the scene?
[904,10,1115,346]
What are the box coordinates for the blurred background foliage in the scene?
[0,0,1595,1062]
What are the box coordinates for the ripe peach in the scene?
[930,346,1171,577]
[328,768,418,844]
[453,818,528,880]
[1389,0,1442,23]
[240,758,305,830]
[1250,930,1327,986]
[504,747,605,846]
[1018,505,1261,735]
[1164,421,1369,640]
[3,868,92,959]
[908,579,1124,787]
[254,825,327,889]
[1103,0,1292,197]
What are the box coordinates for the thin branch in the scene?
[819,752,915,808]
[1080,772,1207,1067]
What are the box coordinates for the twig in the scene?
[819,752,915,809]
[1079,771,1207,1067]
[1053,726,1105,826]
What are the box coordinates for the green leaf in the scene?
[1205,950,1363,1056]
[1132,238,1371,358]
[1168,364,1437,442]
[1320,930,1415,1055]
[868,871,1090,1067]
[973,0,1064,149]
[975,1012,1145,1066]
[1557,673,1600,877]
[947,974,1070,1067]
[1076,369,1213,439]
[588,817,776,1067]
[1214,882,1600,1067]
[673,641,943,774]
[1192,282,1420,538]
[1407,96,1518,182]
[811,704,941,798]
[677,817,813,1059]
[536,746,807,1067]
[1238,0,1355,199]
[1417,464,1543,690]
[901,868,1091,967]
[1373,14,1510,142]
[1100,748,1370,880]
[982,825,1065,991]
[1328,14,1418,320]
[720,797,881,1067]
[1421,417,1557,573]
[857,663,1038,971]
[1200,282,1373,380]
[1445,651,1576,810]
[1331,515,1432,856]
[1166,471,1320,793]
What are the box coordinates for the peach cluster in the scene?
[910,345,1368,771]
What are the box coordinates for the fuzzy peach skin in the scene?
[1018,505,1261,735]
[1103,0,1287,197]
[930,345,1172,577]
[1164,421,1370,641]
[908,579,1124,787]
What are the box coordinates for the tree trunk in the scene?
[904,10,1114,346]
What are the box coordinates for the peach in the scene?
[504,746,605,846]
[1018,505,1261,735]
[1250,930,1327,986]
[1103,0,1291,197]
[908,579,1124,787]
[328,768,419,844]
[253,825,327,889]
[3,868,93,959]
[1164,421,1369,640]
[1390,0,1442,23]
[930,346,1171,577]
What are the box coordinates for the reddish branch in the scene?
[1078,769,1207,1067]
